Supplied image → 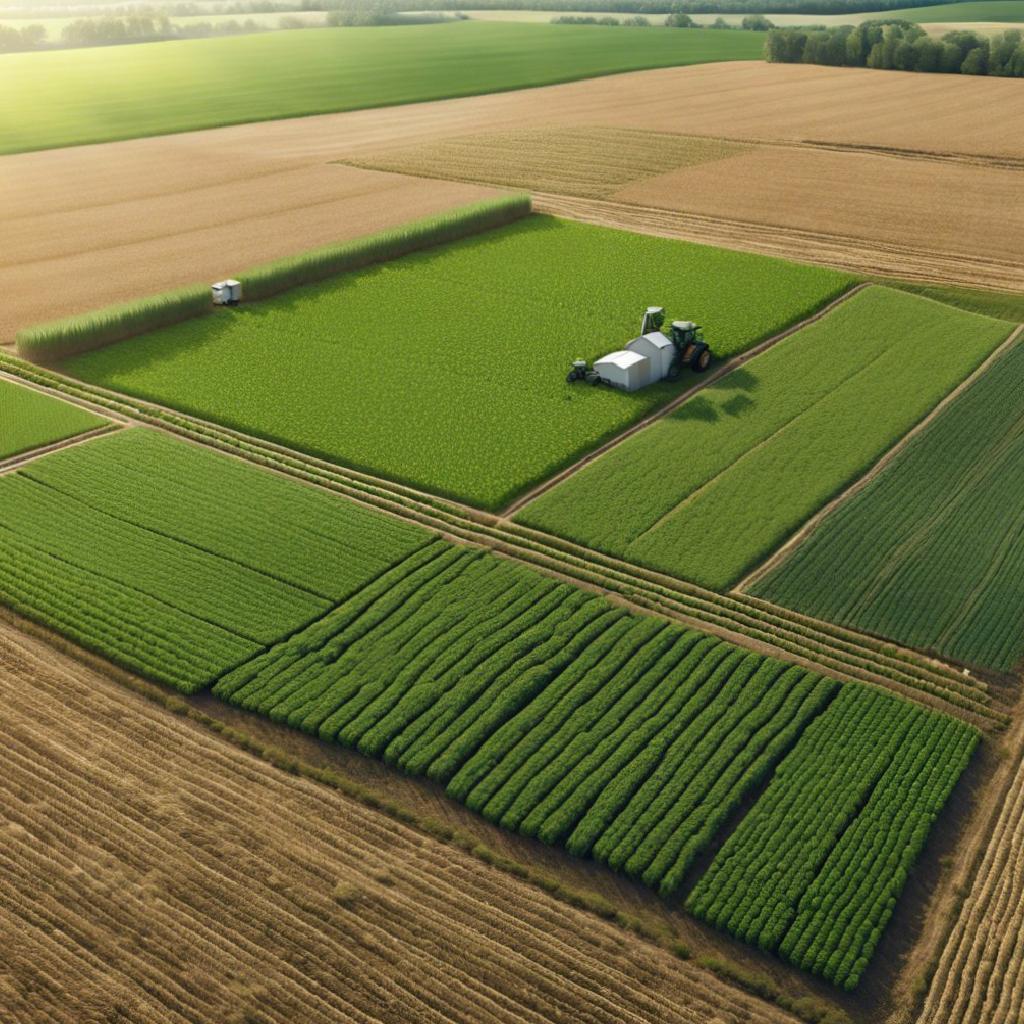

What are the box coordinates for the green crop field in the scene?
[213,535,972,986]
[753,337,1024,674]
[62,216,851,510]
[519,286,1013,590]
[870,1,1024,22]
[0,21,764,155]
[0,378,107,460]
[0,375,975,988]
[0,428,428,691]
[688,685,977,991]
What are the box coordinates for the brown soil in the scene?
[0,610,804,1024]
[4,61,1023,344]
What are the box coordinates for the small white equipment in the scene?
[566,305,712,391]
[211,279,242,306]
[592,350,651,392]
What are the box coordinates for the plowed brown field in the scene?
[4,62,1022,343]
[0,613,800,1024]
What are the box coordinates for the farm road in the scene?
[3,60,1023,340]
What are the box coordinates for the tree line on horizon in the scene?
[767,21,1024,75]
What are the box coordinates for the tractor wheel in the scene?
[588,373,602,385]
[691,345,711,373]
[566,370,579,383]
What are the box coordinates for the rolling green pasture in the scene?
[519,286,1013,590]
[0,21,763,155]
[63,216,851,510]
[0,428,428,690]
[0,378,106,460]
[754,336,1024,674]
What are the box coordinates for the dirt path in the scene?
[0,610,805,1024]
[734,323,1024,594]
[500,283,867,519]
[1,351,993,727]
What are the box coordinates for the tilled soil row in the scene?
[918,722,1024,1024]
[0,356,998,729]
[0,618,800,1024]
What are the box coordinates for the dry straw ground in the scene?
[4,60,1023,342]
[0,613,801,1024]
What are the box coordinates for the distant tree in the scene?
[664,11,694,26]
[960,45,988,74]
[622,14,651,24]
[741,14,773,29]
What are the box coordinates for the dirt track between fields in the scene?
[0,610,806,1024]
[3,60,1023,342]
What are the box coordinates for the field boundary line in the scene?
[533,194,1024,293]
[734,322,1024,595]
[499,282,868,519]
[0,422,126,476]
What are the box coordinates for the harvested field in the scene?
[0,615,802,1024]
[345,126,750,200]
[610,144,1024,265]
[5,61,1023,339]
[0,154,496,343]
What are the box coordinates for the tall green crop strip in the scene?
[520,286,1014,589]
[687,686,977,990]
[211,535,976,988]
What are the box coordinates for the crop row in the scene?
[754,334,1024,674]
[0,353,1000,725]
[686,686,978,989]
[0,428,429,690]
[214,539,837,898]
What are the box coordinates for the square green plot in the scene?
[63,216,851,509]
[0,379,107,461]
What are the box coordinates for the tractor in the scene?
[640,306,712,377]
[566,306,713,388]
